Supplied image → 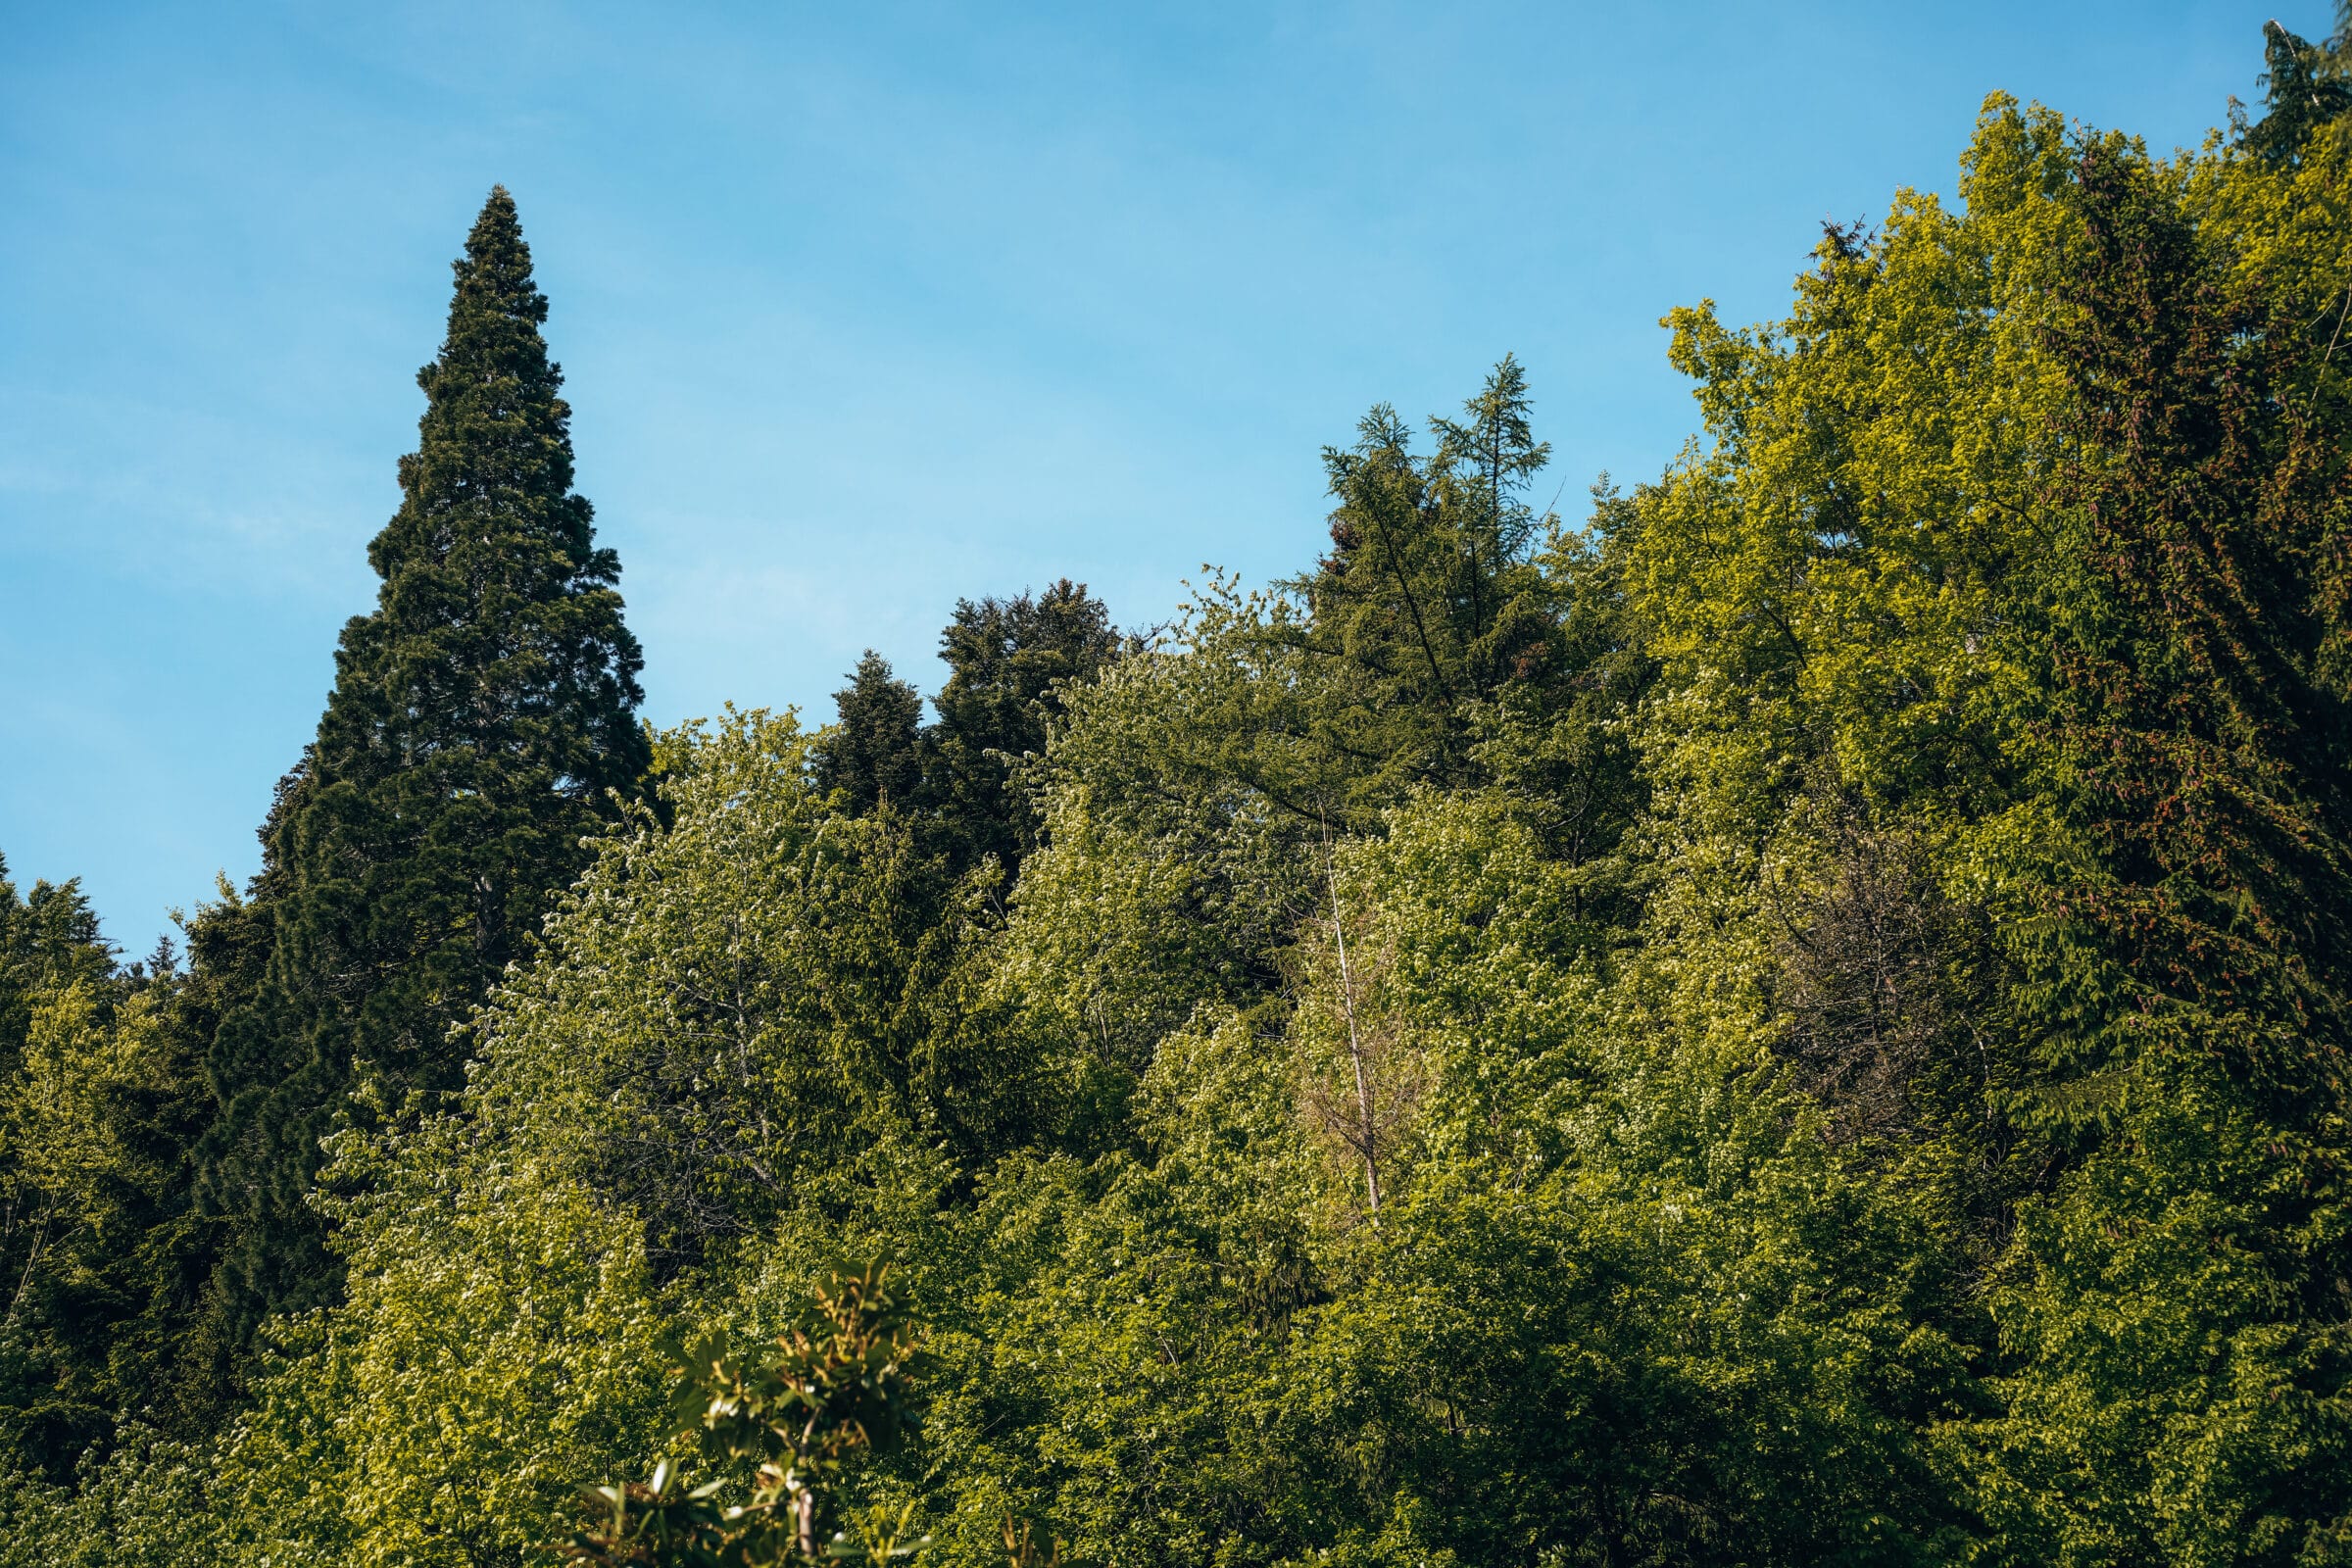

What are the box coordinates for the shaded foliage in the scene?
[195,186,649,1338]
[14,22,2352,1568]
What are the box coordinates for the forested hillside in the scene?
[6,18,2352,1566]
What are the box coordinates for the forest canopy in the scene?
[7,17,2352,1567]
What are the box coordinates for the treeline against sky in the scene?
[6,17,2352,1567]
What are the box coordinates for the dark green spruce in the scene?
[194,188,649,1336]
[924,579,1120,878]
[812,582,1119,883]
[2241,16,2352,166]
[810,652,924,816]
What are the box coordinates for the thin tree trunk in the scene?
[1321,820,1381,1220]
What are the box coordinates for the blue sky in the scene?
[0,1,2316,956]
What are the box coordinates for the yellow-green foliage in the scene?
[16,35,2352,1568]
[210,1167,664,1568]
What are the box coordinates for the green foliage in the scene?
[1938,134,2352,1568]
[2239,14,2352,168]
[812,654,926,818]
[0,1421,216,1568]
[19,20,2352,1568]
[1614,64,2352,1565]
[0,860,214,1479]
[813,583,1122,887]
[465,708,1053,1267]
[0,858,113,1051]
[206,1156,665,1568]
[1292,357,1563,812]
[566,1266,922,1568]
[924,580,1122,880]
[196,185,649,1336]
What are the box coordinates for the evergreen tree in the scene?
[811,588,1120,882]
[0,858,112,1053]
[40,23,2352,1566]
[0,858,119,1474]
[924,579,1119,877]
[809,651,923,815]
[1958,136,2352,1564]
[195,187,648,1334]
[2241,15,2352,167]
[1429,352,1553,683]
[1298,359,1560,808]
[0,861,221,1482]
[1473,482,1652,905]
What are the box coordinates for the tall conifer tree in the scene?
[2242,17,2352,166]
[810,652,924,815]
[1298,359,1559,806]
[810,589,1119,881]
[197,188,648,1331]
[925,580,1119,877]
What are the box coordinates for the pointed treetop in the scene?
[814,652,923,814]
[374,186,584,587]
[450,184,547,329]
[2244,18,2352,165]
